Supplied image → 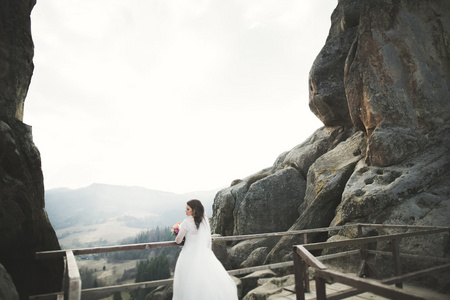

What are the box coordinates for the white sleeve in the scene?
[175,219,189,244]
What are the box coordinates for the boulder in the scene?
[242,274,295,300]
[211,180,248,237]
[240,270,276,298]
[266,131,365,262]
[241,247,269,269]
[212,126,356,241]
[279,126,356,178]
[212,234,231,269]
[0,263,19,300]
[332,125,450,226]
[235,167,306,235]
[212,166,306,238]
[228,238,278,270]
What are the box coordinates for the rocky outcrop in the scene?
[242,274,295,300]
[0,0,35,121]
[212,0,450,290]
[212,167,306,237]
[240,270,277,298]
[0,263,19,300]
[266,130,365,262]
[211,126,355,238]
[344,0,450,167]
[235,167,306,235]
[0,0,63,298]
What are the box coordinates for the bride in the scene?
[173,199,238,300]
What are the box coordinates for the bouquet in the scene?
[171,222,181,236]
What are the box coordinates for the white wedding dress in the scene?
[173,215,238,300]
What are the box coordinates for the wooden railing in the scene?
[30,224,450,300]
[293,224,450,300]
[31,228,317,300]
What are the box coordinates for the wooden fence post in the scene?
[293,246,305,300]
[65,251,81,300]
[302,233,310,292]
[357,224,367,277]
[315,276,327,300]
[391,238,402,288]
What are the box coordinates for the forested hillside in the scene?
[45,183,218,248]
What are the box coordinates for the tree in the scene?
[113,292,122,300]
[135,255,170,282]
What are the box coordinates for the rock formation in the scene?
[2,0,449,298]
[212,0,450,290]
[0,0,63,298]
[0,263,19,300]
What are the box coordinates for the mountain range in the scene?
[45,183,220,249]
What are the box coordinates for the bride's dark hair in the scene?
[187,199,204,229]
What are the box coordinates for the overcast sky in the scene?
[24,0,337,194]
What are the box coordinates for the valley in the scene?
[45,183,219,249]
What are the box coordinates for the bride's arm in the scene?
[175,222,188,244]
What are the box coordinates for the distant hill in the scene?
[45,183,221,248]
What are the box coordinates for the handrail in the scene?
[36,241,179,259]
[303,227,449,251]
[82,278,174,296]
[31,223,450,300]
[295,245,326,270]
[35,226,356,259]
[36,223,449,259]
[65,251,81,300]
[81,261,294,298]
[293,226,450,300]
[315,268,426,300]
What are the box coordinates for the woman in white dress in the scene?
[173,199,238,300]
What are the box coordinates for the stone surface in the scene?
[228,238,278,270]
[0,263,19,300]
[240,270,276,298]
[344,0,450,166]
[241,247,269,268]
[0,0,35,121]
[0,113,63,300]
[309,27,357,126]
[212,166,306,237]
[212,234,231,269]
[235,167,306,235]
[332,124,450,227]
[242,274,295,300]
[211,0,450,293]
[266,131,365,263]
[211,126,356,239]
[211,182,247,237]
[278,126,356,178]
[0,0,64,298]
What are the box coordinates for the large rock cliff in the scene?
[0,0,63,298]
[211,0,450,286]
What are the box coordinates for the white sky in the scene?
[24,0,337,194]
